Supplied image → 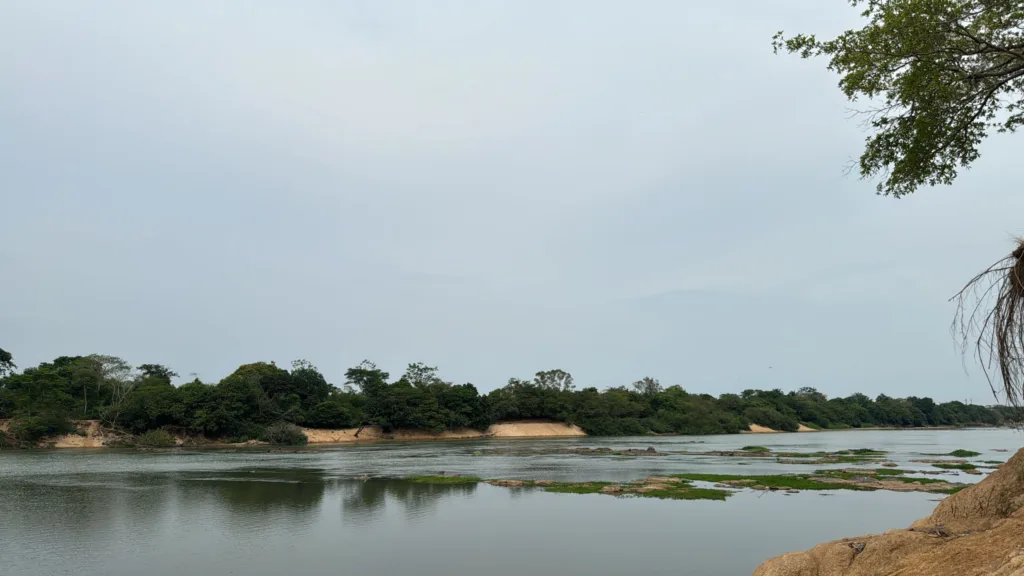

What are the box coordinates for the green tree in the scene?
[138,364,179,385]
[632,376,663,396]
[773,0,1024,198]
[289,359,333,408]
[773,1,1024,408]
[534,369,574,392]
[0,348,15,377]
[402,362,444,389]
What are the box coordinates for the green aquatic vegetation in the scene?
[671,473,875,491]
[406,477,732,501]
[542,482,611,494]
[812,469,949,485]
[923,450,983,458]
[741,446,771,452]
[407,475,482,485]
[635,487,731,501]
[891,476,947,485]
[831,454,886,463]
[931,463,978,471]
[775,449,888,465]
[776,448,886,458]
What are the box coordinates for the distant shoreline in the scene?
[741,423,999,434]
[1,419,1006,450]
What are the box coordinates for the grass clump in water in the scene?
[891,476,947,485]
[812,469,949,485]
[671,473,875,491]
[775,448,888,464]
[948,449,982,458]
[932,462,978,471]
[741,446,771,452]
[408,475,481,485]
[543,482,611,494]
[636,487,730,501]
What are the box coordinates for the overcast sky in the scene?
[3,1,1023,400]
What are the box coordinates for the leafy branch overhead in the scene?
[774,0,1024,197]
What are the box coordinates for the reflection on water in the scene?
[1,428,1020,576]
[341,477,477,524]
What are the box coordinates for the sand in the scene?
[300,421,586,444]
[745,424,819,434]
[486,421,586,438]
[0,419,110,448]
[51,420,107,448]
[2,418,585,448]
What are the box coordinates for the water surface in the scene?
[1,428,1019,576]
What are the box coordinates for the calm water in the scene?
[1,428,1020,576]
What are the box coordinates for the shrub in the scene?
[9,416,74,442]
[137,429,177,448]
[260,422,308,445]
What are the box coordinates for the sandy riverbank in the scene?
[1,419,586,448]
[745,424,818,433]
[300,421,586,444]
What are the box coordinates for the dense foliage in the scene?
[774,0,1024,198]
[0,351,1018,443]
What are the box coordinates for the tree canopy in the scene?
[0,348,14,378]
[1,351,1017,446]
[774,0,1024,197]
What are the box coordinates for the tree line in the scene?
[0,349,1018,444]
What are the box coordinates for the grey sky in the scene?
[3,1,1022,400]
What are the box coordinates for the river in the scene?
[1,428,1020,576]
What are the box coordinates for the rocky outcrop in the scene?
[753,448,1024,576]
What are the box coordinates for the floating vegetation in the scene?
[672,473,872,492]
[472,446,666,457]
[673,469,965,494]
[681,447,890,464]
[932,462,979,471]
[921,449,983,458]
[404,476,731,500]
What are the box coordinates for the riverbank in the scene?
[746,424,819,433]
[299,421,586,444]
[744,423,992,434]
[0,418,1008,450]
[0,419,586,448]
